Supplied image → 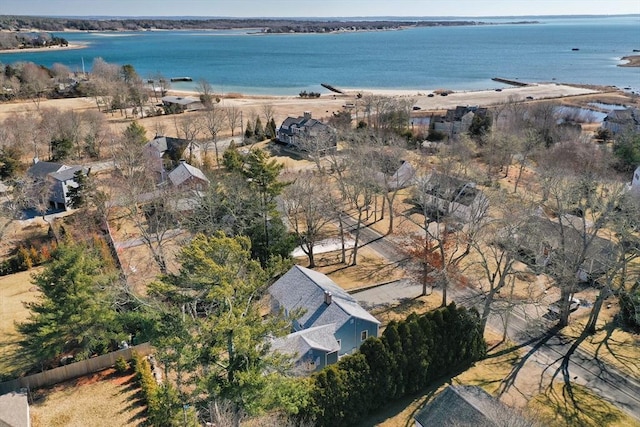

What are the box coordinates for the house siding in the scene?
[335,318,379,356]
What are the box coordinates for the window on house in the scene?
[361,330,368,341]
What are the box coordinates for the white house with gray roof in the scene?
[26,160,88,211]
[269,265,380,362]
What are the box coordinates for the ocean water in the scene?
[1,16,639,95]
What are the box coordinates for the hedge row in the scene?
[300,303,486,427]
[0,243,57,276]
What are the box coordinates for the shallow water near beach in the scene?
[1,15,639,95]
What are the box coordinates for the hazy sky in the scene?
[1,0,639,18]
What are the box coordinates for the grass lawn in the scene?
[30,368,146,427]
[560,300,640,380]
[356,335,639,427]
[0,269,41,377]
[529,382,639,427]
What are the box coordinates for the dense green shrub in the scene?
[301,303,486,427]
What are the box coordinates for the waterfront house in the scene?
[602,107,640,134]
[269,265,380,360]
[160,95,203,113]
[433,106,488,137]
[277,112,337,152]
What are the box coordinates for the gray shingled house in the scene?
[415,172,489,223]
[270,324,341,374]
[414,385,531,427]
[276,112,337,151]
[269,265,380,364]
[26,160,88,211]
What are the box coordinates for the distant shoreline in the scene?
[0,42,87,54]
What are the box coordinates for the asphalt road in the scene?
[350,228,640,421]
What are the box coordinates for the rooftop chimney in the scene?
[324,290,332,305]
[303,111,312,120]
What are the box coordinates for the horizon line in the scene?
[1,13,639,20]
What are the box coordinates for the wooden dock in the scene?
[492,77,530,87]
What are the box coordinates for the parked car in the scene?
[549,298,580,315]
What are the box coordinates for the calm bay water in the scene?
[1,16,639,95]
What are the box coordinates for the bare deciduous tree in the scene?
[281,171,333,268]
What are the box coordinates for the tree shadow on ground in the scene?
[592,319,640,378]
[533,381,629,427]
[496,326,560,398]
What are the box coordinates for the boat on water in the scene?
[170,77,193,82]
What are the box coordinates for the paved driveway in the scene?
[353,279,425,310]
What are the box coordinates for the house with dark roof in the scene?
[433,105,488,136]
[511,215,617,282]
[143,135,189,179]
[416,172,489,223]
[277,112,337,152]
[414,385,531,427]
[168,160,209,190]
[269,265,380,361]
[26,160,88,211]
[602,107,640,134]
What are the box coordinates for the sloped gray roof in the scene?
[49,165,86,182]
[0,391,30,427]
[271,324,340,356]
[414,385,522,427]
[168,162,209,187]
[161,95,201,106]
[269,265,380,330]
[27,161,67,178]
[424,172,481,207]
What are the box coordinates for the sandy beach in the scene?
[0,43,87,54]
[0,82,620,141]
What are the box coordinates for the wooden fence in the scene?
[0,342,153,395]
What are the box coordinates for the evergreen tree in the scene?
[222,141,244,173]
[266,118,277,140]
[0,146,24,179]
[244,121,254,142]
[51,137,73,161]
[149,233,294,427]
[18,243,124,369]
[67,169,90,209]
[254,117,264,140]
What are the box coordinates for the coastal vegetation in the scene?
[0,16,536,35]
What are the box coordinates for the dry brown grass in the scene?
[559,299,640,379]
[30,368,146,427]
[0,269,41,376]
[529,382,639,427]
